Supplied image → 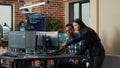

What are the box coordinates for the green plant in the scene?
[17,21,24,31]
[46,17,58,31]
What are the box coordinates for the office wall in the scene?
[90,0,120,55]
[90,1,120,67]
[90,0,98,32]
[99,0,120,55]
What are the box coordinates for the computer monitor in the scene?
[36,31,59,52]
[8,31,36,50]
[25,31,36,50]
[26,14,46,31]
[58,32,67,44]
[8,31,25,49]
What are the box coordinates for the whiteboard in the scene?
[0,4,13,30]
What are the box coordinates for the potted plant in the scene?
[46,17,58,31]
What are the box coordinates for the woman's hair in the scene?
[73,18,87,29]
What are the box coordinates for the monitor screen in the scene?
[36,31,59,51]
[8,31,36,50]
[8,31,26,49]
[25,31,36,50]
[26,14,46,31]
[58,32,67,44]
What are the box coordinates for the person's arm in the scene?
[66,27,89,45]
[49,38,69,55]
[75,28,101,55]
[0,49,8,55]
[67,27,100,46]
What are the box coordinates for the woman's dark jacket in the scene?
[66,27,105,57]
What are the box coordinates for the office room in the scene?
[0,0,120,68]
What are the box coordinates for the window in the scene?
[0,4,13,30]
[69,0,90,26]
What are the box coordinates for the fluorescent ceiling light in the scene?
[19,2,46,10]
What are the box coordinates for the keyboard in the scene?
[3,53,18,57]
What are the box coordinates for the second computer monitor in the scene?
[8,31,36,50]
[8,31,26,49]
[36,31,59,50]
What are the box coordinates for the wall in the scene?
[99,0,120,55]
[90,0,120,55]
[89,0,98,32]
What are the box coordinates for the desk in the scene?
[0,54,82,68]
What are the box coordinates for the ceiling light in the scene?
[19,2,46,10]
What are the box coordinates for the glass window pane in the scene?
[74,3,79,20]
[82,3,90,26]
[0,5,12,28]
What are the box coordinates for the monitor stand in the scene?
[24,48,38,58]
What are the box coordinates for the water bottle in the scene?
[3,23,10,41]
